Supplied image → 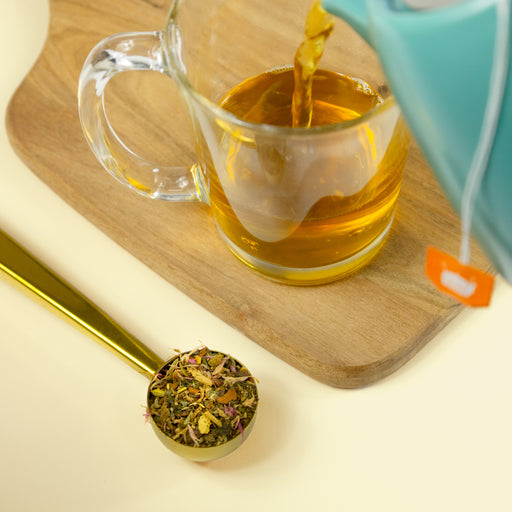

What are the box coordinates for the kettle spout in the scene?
[322,0,371,42]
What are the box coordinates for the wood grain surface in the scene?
[6,0,491,388]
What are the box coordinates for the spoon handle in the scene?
[0,229,164,379]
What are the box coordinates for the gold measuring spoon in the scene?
[0,229,257,461]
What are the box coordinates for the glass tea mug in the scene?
[78,0,410,285]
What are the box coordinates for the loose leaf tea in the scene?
[147,347,258,448]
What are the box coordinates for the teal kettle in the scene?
[323,0,512,284]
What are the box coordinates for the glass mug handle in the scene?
[78,31,206,202]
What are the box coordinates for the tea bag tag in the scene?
[425,247,494,307]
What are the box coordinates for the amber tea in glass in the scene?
[215,66,407,278]
[209,2,409,282]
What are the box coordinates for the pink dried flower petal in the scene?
[142,408,152,424]
[188,425,200,446]
[236,418,245,440]
[224,405,237,417]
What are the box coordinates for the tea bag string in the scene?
[459,0,510,265]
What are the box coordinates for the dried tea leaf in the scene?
[212,358,228,376]
[198,413,211,434]
[159,406,171,424]
[208,353,224,368]
[243,396,256,407]
[204,410,223,427]
[217,387,237,404]
[223,375,253,385]
[216,407,229,419]
[190,368,213,387]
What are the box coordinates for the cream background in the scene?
[1,1,511,511]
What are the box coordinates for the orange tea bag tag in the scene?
[425,247,494,307]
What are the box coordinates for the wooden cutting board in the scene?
[6,0,491,388]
